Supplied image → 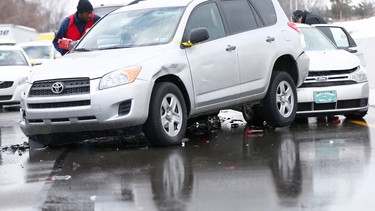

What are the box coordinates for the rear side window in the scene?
[316,26,357,48]
[249,0,277,26]
[220,0,258,34]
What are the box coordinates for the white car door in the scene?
[315,25,366,67]
[184,2,240,109]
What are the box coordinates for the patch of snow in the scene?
[333,17,375,39]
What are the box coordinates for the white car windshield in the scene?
[93,6,124,17]
[0,50,28,66]
[299,27,337,51]
[22,46,52,59]
[76,7,185,51]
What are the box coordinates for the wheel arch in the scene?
[154,74,191,116]
[272,54,298,86]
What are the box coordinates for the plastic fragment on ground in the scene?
[244,129,264,135]
[51,175,72,181]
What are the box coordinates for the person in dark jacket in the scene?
[53,0,101,55]
[292,10,327,25]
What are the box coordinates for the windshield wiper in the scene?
[74,48,91,52]
[99,45,133,50]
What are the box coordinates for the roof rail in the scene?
[128,0,145,5]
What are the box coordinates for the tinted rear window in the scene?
[221,0,258,34]
[249,0,276,26]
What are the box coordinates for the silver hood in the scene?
[28,45,167,82]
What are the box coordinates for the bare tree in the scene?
[0,0,67,32]
[32,0,68,32]
[0,0,39,29]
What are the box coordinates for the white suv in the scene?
[20,0,309,147]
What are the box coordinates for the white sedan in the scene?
[17,40,59,65]
[296,24,369,119]
[0,45,32,106]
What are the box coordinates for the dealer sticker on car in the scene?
[314,91,337,104]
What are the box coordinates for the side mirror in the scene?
[69,40,79,51]
[348,48,358,53]
[190,27,209,44]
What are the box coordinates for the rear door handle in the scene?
[266,36,275,43]
[226,45,236,52]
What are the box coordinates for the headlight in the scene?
[351,66,367,83]
[99,66,141,90]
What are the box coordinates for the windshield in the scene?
[21,45,52,60]
[76,7,185,51]
[0,50,28,66]
[94,6,124,17]
[299,27,337,51]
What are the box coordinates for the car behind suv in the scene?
[296,24,369,118]
[0,45,32,106]
[20,0,309,147]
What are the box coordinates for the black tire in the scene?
[241,104,264,126]
[344,109,368,120]
[143,82,187,147]
[262,71,297,127]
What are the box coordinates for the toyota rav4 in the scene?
[20,0,309,147]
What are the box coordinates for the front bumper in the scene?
[20,78,153,136]
[297,82,369,115]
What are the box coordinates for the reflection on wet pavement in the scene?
[0,109,374,210]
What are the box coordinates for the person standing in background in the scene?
[292,10,327,25]
[53,0,100,55]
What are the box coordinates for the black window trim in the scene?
[248,0,277,27]
[218,0,261,35]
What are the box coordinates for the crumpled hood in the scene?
[306,50,360,71]
[28,46,167,82]
[0,66,31,80]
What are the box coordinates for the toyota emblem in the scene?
[51,82,64,94]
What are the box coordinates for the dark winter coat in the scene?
[53,13,100,55]
[302,11,327,25]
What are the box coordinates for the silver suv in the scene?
[20,0,309,147]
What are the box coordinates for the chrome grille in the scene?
[300,67,359,88]
[307,67,357,76]
[299,81,356,88]
[29,78,90,97]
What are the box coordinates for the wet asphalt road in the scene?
[1,106,375,211]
